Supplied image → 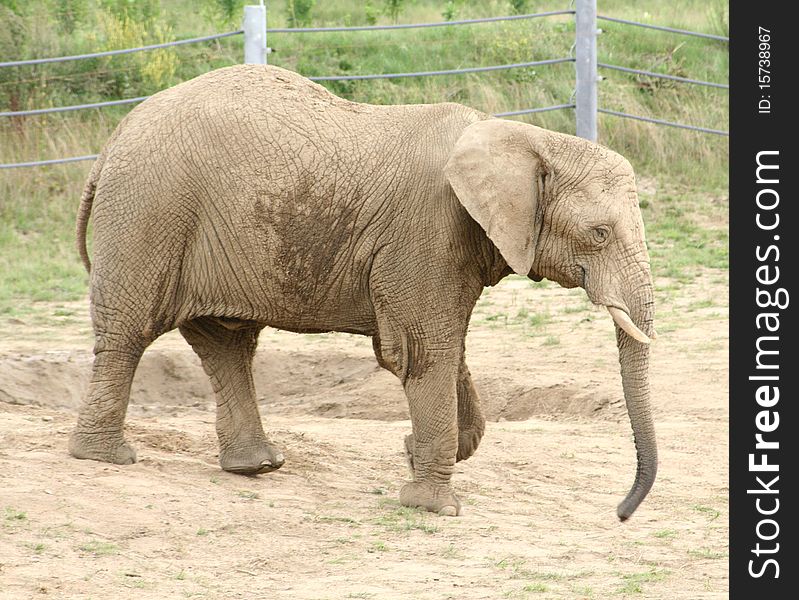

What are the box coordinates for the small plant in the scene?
[29,542,46,554]
[5,507,26,521]
[384,0,404,23]
[369,541,388,552]
[79,540,119,556]
[688,547,727,559]
[363,0,378,25]
[617,568,670,594]
[653,529,678,539]
[375,505,438,534]
[55,0,88,34]
[692,504,721,521]
[287,0,315,28]
[509,0,528,16]
[196,528,209,536]
[442,1,458,21]
[527,313,551,327]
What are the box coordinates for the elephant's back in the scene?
[129,64,373,127]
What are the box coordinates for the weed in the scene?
[570,584,594,597]
[441,543,464,559]
[653,529,678,539]
[688,547,727,559]
[369,541,388,552]
[692,504,721,521]
[236,490,260,500]
[315,515,360,526]
[375,505,438,534]
[29,542,46,554]
[79,540,119,556]
[5,507,27,521]
[196,528,209,536]
[527,313,551,328]
[616,568,670,595]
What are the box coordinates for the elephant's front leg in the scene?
[179,318,284,474]
[456,362,485,462]
[400,354,461,516]
[404,360,485,467]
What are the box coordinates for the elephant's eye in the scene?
[592,226,611,245]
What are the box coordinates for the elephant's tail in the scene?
[76,156,104,273]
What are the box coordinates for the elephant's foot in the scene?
[220,442,285,475]
[68,431,137,465]
[400,481,461,516]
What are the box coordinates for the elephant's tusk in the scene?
[607,306,652,345]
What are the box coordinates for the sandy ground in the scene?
[0,273,728,599]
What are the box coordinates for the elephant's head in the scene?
[445,119,656,520]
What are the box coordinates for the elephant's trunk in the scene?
[614,280,657,521]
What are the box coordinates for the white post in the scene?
[244,3,267,65]
[575,0,597,141]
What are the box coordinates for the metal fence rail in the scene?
[308,58,573,82]
[0,60,573,118]
[494,104,576,117]
[598,108,728,136]
[265,10,575,33]
[0,155,100,169]
[0,96,150,118]
[596,15,729,42]
[0,3,729,169]
[0,31,243,68]
[598,63,729,90]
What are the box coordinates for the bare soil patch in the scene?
[0,273,728,599]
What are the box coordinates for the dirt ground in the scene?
[0,272,728,599]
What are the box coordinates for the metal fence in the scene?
[0,1,728,170]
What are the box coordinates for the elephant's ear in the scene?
[444,119,548,276]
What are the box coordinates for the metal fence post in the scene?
[575,0,597,141]
[244,2,267,65]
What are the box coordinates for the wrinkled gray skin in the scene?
[70,65,656,520]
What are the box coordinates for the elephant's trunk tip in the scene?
[615,458,658,522]
[616,502,634,522]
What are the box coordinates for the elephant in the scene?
[69,64,656,520]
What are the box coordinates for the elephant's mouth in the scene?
[578,266,652,345]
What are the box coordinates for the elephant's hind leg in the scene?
[179,317,284,475]
[69,347,142,465]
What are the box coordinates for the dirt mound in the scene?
[0,347,622,422]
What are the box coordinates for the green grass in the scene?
[4,507,27,521]
[235,489,260,500]
[653,529,678,539]
[374,501,438,534]
[692,504,721,521]
[1,0,727,312]
[79,540,119,556]
[616,568,670,595]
